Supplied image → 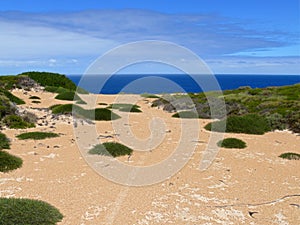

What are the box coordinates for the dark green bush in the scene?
[205,114,271,135]
[119,106,142,112]
[98,103,108,106]
[217,138,247,149]
[0,151,23,172]
[55,91,81,101]
[93,108,121,121]
[0,133,10,150]
[29,96,40,100]
[89,142,133,157]
[31,100,41,104]
[172,111,199,119]
[0,198,63,225]
[279,152,300,160]
[16,132,59,140]
[3,115,35,129]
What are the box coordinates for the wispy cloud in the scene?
[0,9,299,74]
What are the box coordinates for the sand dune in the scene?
[0,89,299,224]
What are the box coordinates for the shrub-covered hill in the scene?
[152,83,300,133]
[19,71,76,90]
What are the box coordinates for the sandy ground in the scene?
[0,89,299,225]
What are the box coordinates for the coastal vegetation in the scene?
[16,132,59,140]
[172,110,199,119]
[217,138,247,149]
[205,114,271,135]
[0,198,63,225]
[152,83,300,134]
[109,103,142,112]
[0,151,23,172]
[279,152,300,160]
[0,133,10,150]
[54,91,82,101]
[29,96,41,100]
[89,142,133,157]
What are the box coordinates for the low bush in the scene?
[172,111,199,119]
[140,93,159,98]
[98,103,108,106]
[51,104,121,121]
[109,103,141,113]
[279,152,300,160]
[205,114,271,135]
[89,142,133,157]
[0,133,10,150]
[0,151,23,172]
[29,96,41,100]
[55,91,81,101]
[31,100,41,104]
[217,138,247,149]
[0,198,63,225]
[2,115,35,129]
[16,132,59,140]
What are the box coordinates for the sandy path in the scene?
[0,90,299,224]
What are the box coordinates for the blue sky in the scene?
[0,0,299,75]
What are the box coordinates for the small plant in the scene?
[29,96,41,100]
[0,198,63,224]
[172,111,199,119]
[0,133,10,150]
[98,103,108,106]
[2,115,35,129]
[109,103,141,113]
[89,142,133,157]
[0,151,23,172]
[55,91,81,101]
[217,138,247,149]
[279,152,300,160]
[31,100,41,104]
[16,132,59,140]
[141,93,159,98]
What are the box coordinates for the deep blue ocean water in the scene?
[68,74,300,94]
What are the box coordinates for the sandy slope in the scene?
[0,89,299,225]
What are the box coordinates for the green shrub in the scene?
[140,93,159,98]
[0,151,23,172]
[89,142,133,157]
[279,152,300,160]
[55,91,81,101]
[20,71,76,90]
[31,100,41,104]
[98,103,108,106]
[217,138,247,149]
[51,104,121,121]
[16,132,59,140]
[109,103,141,113]
[205,114,271,135]
[172,111,199,119]
[76,100,87,105]
[0,133,10,150]
[3,115,35,129]
[44,86,60,93]
[0,88,25,105]
[0,198,63,225]
[51,104,73,114]
[29,96,40,100]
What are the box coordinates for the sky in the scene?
[0,0,299,75]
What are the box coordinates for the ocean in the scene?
[68,74,300,94]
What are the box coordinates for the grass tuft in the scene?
[0,151,23,172]
[0,198,63,225]
[217,138,247,149]
[279,152,300,160]
[89,142,133,157]
[16,132,59,140]
[0,133,10,150]
[172,111,199,119]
